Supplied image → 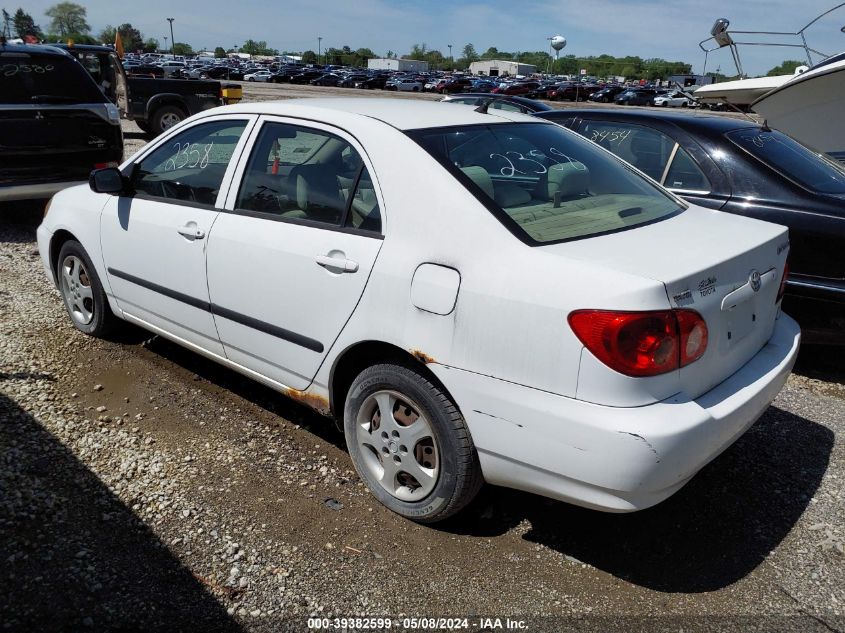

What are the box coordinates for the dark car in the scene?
[549,82,601,101]
[0,43,123,202]
[289,70,325,84]
[442,93,553,114]
[356,75,389,89]
[438,77,474,94]
[204,66,245,80]
[469,80,497,93]
[534,108,845,315]
[271,69,302,83]
[615,88,658,106]
[310,73,341,86]
[339,73,368,88]
[589,86,625,103]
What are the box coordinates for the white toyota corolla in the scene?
[37,98,800,522]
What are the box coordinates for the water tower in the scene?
[548,35,566,73]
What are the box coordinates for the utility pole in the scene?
[167,17,175,56]
[163,35,168,53]
[318,36,322,65]
[448,44,452,68]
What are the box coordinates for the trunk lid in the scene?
[545,205,789,399]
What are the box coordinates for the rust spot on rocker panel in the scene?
[410,349,436,364]
[283,388,331,416]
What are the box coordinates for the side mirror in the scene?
[89,167,126,194]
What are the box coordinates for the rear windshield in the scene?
[0,52,105,104]
[727,129,845,194]
[408,123,683,244]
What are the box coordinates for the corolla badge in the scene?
[749,270,762,292]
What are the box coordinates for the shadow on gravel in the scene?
[445,405,832,593]
[792,343,845,386]
[139,335,346,449]
[0,200,47,228]
[0,392,242,632]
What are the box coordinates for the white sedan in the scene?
[653,90,694,107]
[37,99,800,522]
[244,69,274,82]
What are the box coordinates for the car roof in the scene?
[0,42,73,57]
[218,98,540,130]
[538,108,759,134]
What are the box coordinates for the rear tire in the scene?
[150,105,186,136]
[344,363,483,523]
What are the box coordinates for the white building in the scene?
[469,59,537,77]
[367,58,429,72]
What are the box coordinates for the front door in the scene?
[206,118,384,390]
[101,116,254,355]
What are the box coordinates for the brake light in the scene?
[94,162,118,169]
[777,259,790,303]
[568,309,708,377]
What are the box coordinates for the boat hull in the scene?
[752,60,845,159]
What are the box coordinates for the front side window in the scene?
[236,122,381,232]
[409,122,683,244]
[133,120,248,206]
[727,128,845,194]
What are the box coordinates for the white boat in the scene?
[696,5,845,158]
[694,73,794,106]
[752,52,845,160]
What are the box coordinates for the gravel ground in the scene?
[0,83,842,632]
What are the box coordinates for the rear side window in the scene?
[727,129,845,194]
[0,52,105,104]
[236,122,381,232]
[409,123,682,244]
[578,121,710,192]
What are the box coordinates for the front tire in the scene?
[56,240,118,338]
[344,363,483,523]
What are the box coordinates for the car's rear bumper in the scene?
[0,181,86,203]
[431,314,801,512]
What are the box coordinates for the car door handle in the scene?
[315,254,358,273]
[177,223,205,240]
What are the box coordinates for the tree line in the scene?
[1,2,804,80]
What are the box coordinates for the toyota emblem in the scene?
[749,270,761,292]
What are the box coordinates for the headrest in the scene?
[536,162,589,200]
[293,165,341,212]
[460,166,494,199]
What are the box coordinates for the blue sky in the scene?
[10,0,845,75]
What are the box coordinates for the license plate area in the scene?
[725,298,757,343]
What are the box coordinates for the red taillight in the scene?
[94,162,118,170]
[568,309,708,377]
[777,259,790,303]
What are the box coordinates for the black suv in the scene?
[1,42,123,202]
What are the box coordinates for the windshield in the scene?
[0,52,105,104]
[727,128,845,195]
[408,123,683,244]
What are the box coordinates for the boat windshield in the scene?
[808,50,845,72]
[727,128,845,194]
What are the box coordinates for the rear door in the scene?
[207,117,385,390]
